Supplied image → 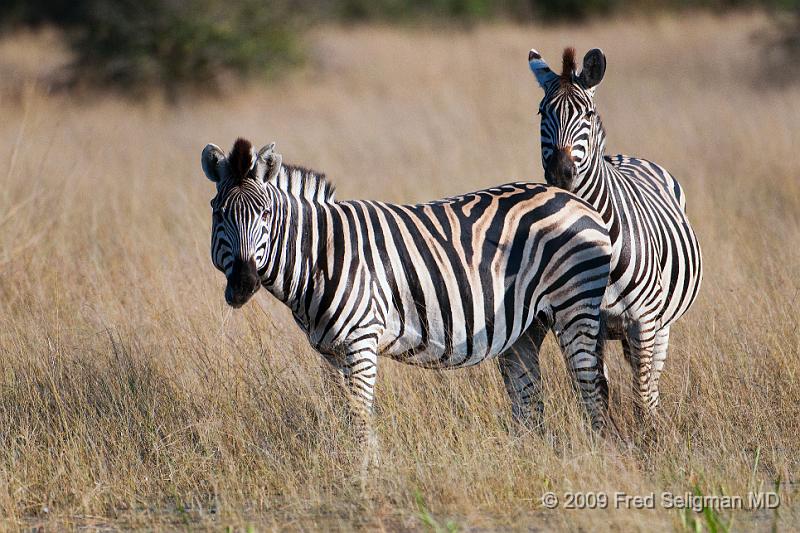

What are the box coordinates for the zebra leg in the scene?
[594,333,627,438]
[555,313,609,433]
[648,325,670,413]
[596,333,609,391]
[329,336,380,475]
[498,320,548,433]
[622,322,658,429]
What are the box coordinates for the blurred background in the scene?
[0,1,799,531]
[1,0,799,99]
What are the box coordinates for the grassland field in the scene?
[0,11,798,531]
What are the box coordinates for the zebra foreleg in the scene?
[498,321,548,433]
[327,337,380,477]
[556,315,609,433]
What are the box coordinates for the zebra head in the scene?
[201,138,282,308]
[528,47,607,191]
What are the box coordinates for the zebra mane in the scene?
[229,138,257,184]
[561,47,577,84]
[270,163,336,203]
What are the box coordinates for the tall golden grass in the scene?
[0,12,798,531]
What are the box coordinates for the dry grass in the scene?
[0,12,798,531]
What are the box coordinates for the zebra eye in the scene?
[260,209,270,221]
[585,109,595,119]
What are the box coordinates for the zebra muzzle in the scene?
[545,147,577,190]
[225,258,260,308]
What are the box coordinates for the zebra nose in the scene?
[545,147,577,189]
[225,258,260,308]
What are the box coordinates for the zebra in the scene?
[527,47,703,424]
[201,138,613,467]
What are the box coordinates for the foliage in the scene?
[1,0,800,96]
[307,0,800,21]
[73,0,300,98]
[329,0,493,20]
[1,0,300,98]
[760,5,800,84]
[415,491,460,532]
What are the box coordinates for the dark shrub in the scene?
[70,0,300,98]
[1,0,300,99]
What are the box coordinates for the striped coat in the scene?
[202,138,613,468]
[529,47,703,419]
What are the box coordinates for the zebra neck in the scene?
[573,145,616,226]
[260,196,327,319]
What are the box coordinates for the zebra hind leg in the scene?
[649,325,670,413]
[498,320,548,434]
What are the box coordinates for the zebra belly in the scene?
[379,326,518,369]
[377,298,536,369]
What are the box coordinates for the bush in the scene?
[1,0,301,99]
[72,0,300,98]
[330,0,495,21]
[314,0,619,22]
[759,4,800,85]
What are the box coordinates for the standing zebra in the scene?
[527,47,703,423]
[201,138,613,467]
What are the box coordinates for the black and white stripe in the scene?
[202,138,614,467]
[529,47,703,420]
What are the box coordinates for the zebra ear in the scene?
[257,142,282,183]
[257,142,275,160]
[580,48,606,89]
[529,49,557,89]
[202,143,227,183]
